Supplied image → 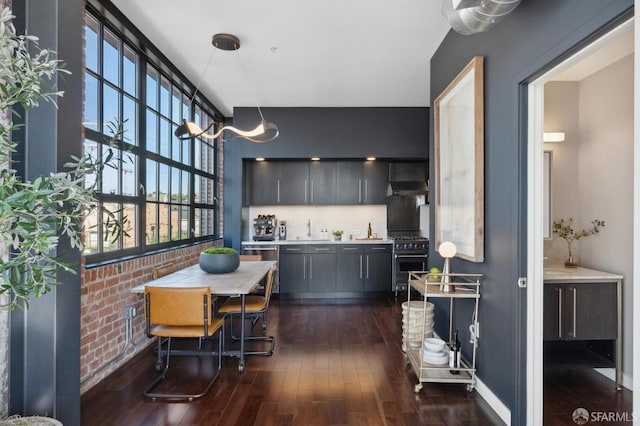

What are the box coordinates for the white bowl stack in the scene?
[422,337,449,365]
[402,301,435,351]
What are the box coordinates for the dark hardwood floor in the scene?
[81,297,631,425]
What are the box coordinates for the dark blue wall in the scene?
[224,107,429,248]
[430,0,632,423]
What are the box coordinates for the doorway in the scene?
[526,18,636,425]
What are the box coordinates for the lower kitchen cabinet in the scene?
[279,245,337,295]
[364,244,392,291]
[320,244,392,296]
[336,245,365,292]
[542,266,623,389]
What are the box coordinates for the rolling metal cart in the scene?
[405,271,481,393]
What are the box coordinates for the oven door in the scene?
[393,253,428,292]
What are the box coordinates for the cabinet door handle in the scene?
[277,180,281,203]
[571,287,577,338]
[344,247,358,251]
[370,247,387,251]
[359,254,363,278]
[364,179,368,203]
[366,255,370,279]
[286,248,302,252]
[305,179,308,203]
[557,287,562,338]
[310,180,314,203]
[309,256,313,279]
[314,248,330,251]
[303,256,306,280]
[358,179,362,203]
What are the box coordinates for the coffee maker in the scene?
[253,215,276,241]
[278,221,287,240]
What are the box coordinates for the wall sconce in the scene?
[543,132,565,143]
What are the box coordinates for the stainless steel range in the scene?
[390,232,429,294]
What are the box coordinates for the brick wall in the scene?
[79,241,220,393]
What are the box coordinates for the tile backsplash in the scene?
[245,205,387,241]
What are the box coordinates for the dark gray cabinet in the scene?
[364,244,392,291]
[543,282,617,341]
[279,245,336,294]
[309,161,336,205]
[245,161,309,205]
[336,161,389,205]
[335,244,391,293]
[279,161,309,205]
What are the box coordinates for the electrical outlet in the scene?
[131,306,137,318]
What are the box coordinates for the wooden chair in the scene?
[217,265,277,356]
[153,262,177,279]
[144,286,224,401]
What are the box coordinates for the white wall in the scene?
[544,54,634,378]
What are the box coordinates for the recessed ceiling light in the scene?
[256,157,265,161]
[311,157,320,161]
[366,157,376,161]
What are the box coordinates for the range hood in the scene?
[388,162,428,195]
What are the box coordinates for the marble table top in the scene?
[543,265,623,282]
[130,260,277,295]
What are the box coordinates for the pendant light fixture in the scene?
[174,33,279,143]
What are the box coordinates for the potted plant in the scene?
[332,230,344,241]
[552,217,605,267]
[0,6,127,310]
[199,247,240,274]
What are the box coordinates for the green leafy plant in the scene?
[332,230,344,237]
[0,7,127,309]
[202,247,238,255]
[552,217,605,260]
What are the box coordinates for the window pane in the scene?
[102,145,119,195]
[146,202,158,244]
[172,86,181,122]
[193,174,201,203]
[181,170,190,203]
[160,117,170,157]
[84,208,99,254]
[171,127,180,161]
[123,44,137,95]
[122,95,137,145]
[85,15,99,73]
[159,76,170,117]
[102,28,119,85]
[146,109,158,153]
[83,140,99,190]
[145,159,157,201]
[182,136,191,166]
[171,167,179,203]
[182,96,189,122]
[123,203,136,249]
[159,203,170,243]
[146,67,158,109]
[158,163,169,202]
[103,83,119,128]
[194,208,202,238]
[170,205,180,241]
[84,73,99,131]
[103,202,121,252]
[194,139,202,169]
[122,153,136,196]
[180,206,189,239]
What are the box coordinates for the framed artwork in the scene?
[434,56,484,262]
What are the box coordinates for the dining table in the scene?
[131,260,277,372]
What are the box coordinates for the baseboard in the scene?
[593,367,633,390]
[475,376,511,426]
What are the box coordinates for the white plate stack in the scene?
[402,301,435,351]
[422,337,449,365]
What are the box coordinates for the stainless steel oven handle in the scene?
[394,254,428,259]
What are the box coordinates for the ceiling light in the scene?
[256,157,265,162]
[174,33,278,143]
[366,157,376,161]
[311,157,320,161]
[543,132,565,143]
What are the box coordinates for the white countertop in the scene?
[242,239,393,245]
[543,265,623,282]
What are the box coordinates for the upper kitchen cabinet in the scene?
[336,160,389,205]
[309,161,337,205]
[245,160,309,205]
